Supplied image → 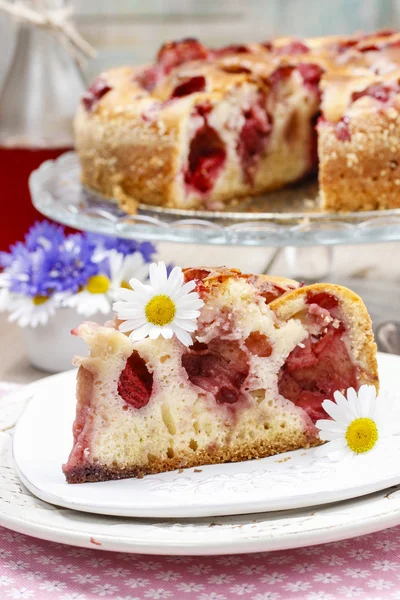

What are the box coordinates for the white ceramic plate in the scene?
[12,352,400,519]
[0,356,398,554]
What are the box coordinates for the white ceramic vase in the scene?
[22,307,112,373]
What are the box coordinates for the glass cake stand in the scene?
[29,152,400,248]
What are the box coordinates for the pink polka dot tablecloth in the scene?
[2,384,400,599]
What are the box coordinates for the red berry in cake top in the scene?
[261,41,273,51]
[171,75,206,98]
[275,40,310,55]
[136,66,162,91]
[268,65,295,88]
[297,63,324,95]
[157,38,209,74]
[82,77,112,111]
[214,44,251,57]
[334,117,351,142]
[358,43,381,53]
[372,28,397,37]
[352,82,400,104]
[332,39,359,53]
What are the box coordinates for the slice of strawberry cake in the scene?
[63,266,378,483]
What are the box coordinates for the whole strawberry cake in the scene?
[75,30,400,213]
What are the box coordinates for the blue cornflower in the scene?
[1,221,160,304]
[24,221,64,252]
[47,233,99,294]
[6,244,58,297]
[86,233,156,263]
[0,251,12,269]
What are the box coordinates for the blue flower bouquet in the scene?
[0,221,156,371]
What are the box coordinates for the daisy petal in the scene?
[129,322,153,342]
[128,279,152,295]
[164,266,184,295]
[318,429,343,442]
[322,399,351,423]
[149,262,168,290]
[333,389,357,420]
[358,384,377,418]
[315,419,346,434]
[177,280,197,296]
[175,310,201,320]
[173,326,193,347]
[119,318,147,333]
[177,296,204,310]
[161,327,174,339]
[346,387,361,418]
[318,437,348,456]
[149,326,163,340]
[114,288,137,302]
[173,317,198,332]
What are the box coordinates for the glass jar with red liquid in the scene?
[0,1,85,250]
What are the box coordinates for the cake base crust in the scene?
[65,433,319,483]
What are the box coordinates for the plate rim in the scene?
[1,485,400,555]
[11,352,400,519]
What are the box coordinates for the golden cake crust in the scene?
[75,30,400,213]
[319,105,400,211]
[66,426,318,483]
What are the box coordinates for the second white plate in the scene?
[13,353,400,519]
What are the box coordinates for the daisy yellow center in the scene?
[86,275,110,294]
[145,294,176,326]
[121,280,131,289]
[32,295,49,306]
[345,417,378,453]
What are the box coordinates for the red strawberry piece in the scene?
[275,41,310,55]
[171,75,206,98]
[118,352,153,409]
[157,38,208,74]
[82,78,112,111]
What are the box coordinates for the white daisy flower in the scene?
[316,385,400,460]
[113,261,204,346]
[108,250,149,299]
[0,272,13,311]
[0,287,13,311]
[63,286,111,317]
[64,250,148,317]
[7,294,61,327]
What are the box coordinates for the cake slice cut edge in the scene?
[62,268,378,483]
